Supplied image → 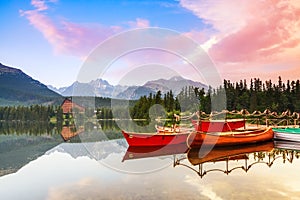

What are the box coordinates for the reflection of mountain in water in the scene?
[0,121,125,177]
[0,136,127,177]
[0,134,63,177]
[46,139,128,161]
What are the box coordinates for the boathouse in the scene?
[61,97,85,114]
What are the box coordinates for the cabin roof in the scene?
[61,97,85,113]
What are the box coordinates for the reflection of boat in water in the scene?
[274,140,300,152]
[187,127,274,147]
[60,126,84,141]
[192,119,245,132]
[273,127,300,142]
[274,140,300,163]
[175,141,275,178]
[274,140,300,151]
[187,141,274,165]
[274,140,300,153]
[122,143,189,161]
[122,130,190,147]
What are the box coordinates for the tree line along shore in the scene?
[0,77,300,125]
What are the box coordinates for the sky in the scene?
[1,0,300,88]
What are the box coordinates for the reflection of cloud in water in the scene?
[179,147,300,199]
[184,174,223,200]
[46,139,175,173]
[45,170,209,200]
[3,139,300,199]
[44,166,300,200]
[183,171,300,200]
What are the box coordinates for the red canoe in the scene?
[122,130,190,147]
[187,127,274,148]
[192,119,245,132]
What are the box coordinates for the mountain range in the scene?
[0,63,62,106]
[0,62,208,105]
[48,76,208,100]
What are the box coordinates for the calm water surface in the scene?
[1,125,300,200]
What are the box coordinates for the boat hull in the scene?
[187,128,274,148]
[192,119,245,132]
[273,128,300,142]
[122,130,189,147]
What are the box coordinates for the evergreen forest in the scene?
[1,77,300,122]
[130,76,300,120]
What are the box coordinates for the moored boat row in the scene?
[122,120,300,147]
[122,119,274,147]
[122,118,252,147]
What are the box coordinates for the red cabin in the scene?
[61,97,85,114]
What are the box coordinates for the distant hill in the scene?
[46,85,67,94]
[143,76,208,96]
[49,76,208,100]
[116,86,156,100]
[0,63,63,106]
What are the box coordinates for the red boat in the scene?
[155,125,193,134]
[187,127,274,148]
[191,119,245,132]
[122,130,190,147]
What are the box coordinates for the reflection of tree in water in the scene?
[98,120,120,131]
[63,120,125,142]
[0,122,63,177]
[0,120,126,141]
[271,148,300,164]
[98,120,123,140]
[0,121,57,135]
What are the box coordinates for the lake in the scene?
[1,123,300,200]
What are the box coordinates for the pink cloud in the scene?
[182,30,208,44]
[180,0,300,82]
[180,0,300,63]
[31,0,48,11]
[127,18,150,28]
[20,0,150,57]
[180,0,253,36]
[210,1,300,63]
